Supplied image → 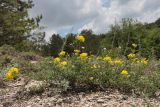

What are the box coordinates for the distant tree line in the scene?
[46,18,160,58]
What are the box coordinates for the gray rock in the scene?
[97,99,105,103]
[24,80,49,93]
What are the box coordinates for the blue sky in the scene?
[29,0,160,40]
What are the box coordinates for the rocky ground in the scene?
[0,78,160,107]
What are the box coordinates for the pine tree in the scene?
[0,0,41,46]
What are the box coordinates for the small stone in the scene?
[102,103,108,107]
[24,80,48,93]
[57,98,63,104]
[74,101,79,104]
[97,99,104,103]
[122,95,128,100]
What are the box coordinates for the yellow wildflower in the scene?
[132,43,137,48]
[140,58,148,65]
[58,51,66,57]
[75,53,79,56]
[53,57,61,63]
[103,56,112,62]
[91,64,97,69]
[127,53,136,59]
[121,70,128,75]
[80,53,88,60]
[89,77,94,81]
[76,35,85,42]
[9,67,19,74]
[74,49,80,53]
[5,72,13,80]
[114,59,123,65]
[60,61,67,66]
[74,49,80,55]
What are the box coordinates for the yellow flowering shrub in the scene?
[22,32,159,97]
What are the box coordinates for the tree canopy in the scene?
[0,0,42,46]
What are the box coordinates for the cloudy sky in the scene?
[29,0,160,39]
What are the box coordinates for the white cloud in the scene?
[79,0,160,33]
[29,0,160,38]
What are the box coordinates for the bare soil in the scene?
[0,78,160,107]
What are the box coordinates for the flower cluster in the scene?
[58,51,66,57]
[53,51,68,68]
[136,58,148,65]
[127,53,136,59]
[114,59,123,65]
[5,67,19,80]
[103,56,112,62]
[74,49,80,55]
[76,35,85,42]
[80,53,88,60]
[51,36,150,83]
[121,70,128,75]
[53,57,61,63]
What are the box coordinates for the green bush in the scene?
[25,50,160,96]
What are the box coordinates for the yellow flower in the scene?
[5,72,13,80]
[80,53,88,60]
[114,59,123,65]
[74,49,80,53]
[121,70,128,75]
[60,61,67,66]
[53,57,61,63]
[91,64,97,69]
[9,67,19,74]
[58,51,66,57]
[127,53,136,59]
[103,56,112,62]
[76,35,85,42]
[74,49,80,55]
[74,53,79,56]
[140,58,148,65]
[89,77,94,81]
[132,43,137,48]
